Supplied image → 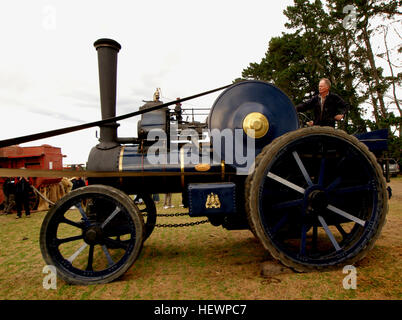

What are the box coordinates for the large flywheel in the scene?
[208,80,299,169]
[245,127,388,271]
[40,185,144,284]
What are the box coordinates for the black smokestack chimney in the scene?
[94,38,121,150]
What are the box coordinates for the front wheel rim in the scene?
[41,187,142,283]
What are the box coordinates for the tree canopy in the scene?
[240,0,401,160]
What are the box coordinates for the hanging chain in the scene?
[141,211,209,228]
[142,212,188,217]
[155,219,209,228]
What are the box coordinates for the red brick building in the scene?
[0,144,63,206]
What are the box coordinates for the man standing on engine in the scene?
[296,78,349,128]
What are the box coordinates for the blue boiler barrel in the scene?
[88,145,230,194]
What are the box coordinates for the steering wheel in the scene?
[297,112,312,128]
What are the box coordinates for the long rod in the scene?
[0,168,235,178]
[0,84,232,148]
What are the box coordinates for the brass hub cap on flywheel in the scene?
[242,112,269,138]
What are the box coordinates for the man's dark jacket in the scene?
[296,92,349,127]
[15,177,31,194]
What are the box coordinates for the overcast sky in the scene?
[0,0,296,164]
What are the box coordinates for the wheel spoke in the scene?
[101,206,121,228]
[104,225,132,238]
[300,224,307,256]
[61,217,85,229]
[67,243,88,263]
[318,215,341,252]
[292,151,313,186]
[325,177,342,192]
[271,199,303,210]
[335,224,348,239]
[336,156,347,170]
[267,172,305,194]
[104,237,129,250]
[318,158,325,186]
[312,224,318,252]
[57,235,83,245]
[271,213,289,236]
[327,204,366,227]
[101,245,114,267]
[330,184,371,195]
[75,202,90,226]
[86,245,94,271]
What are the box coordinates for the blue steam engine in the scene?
[39,39,388,284]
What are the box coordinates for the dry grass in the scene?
[0,179,401,300]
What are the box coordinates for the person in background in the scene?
[296,78,348,128]
[15,169,32,219]
[163,193,173,209]
[2,178,15,214]
[71,177,85,190]
[174,98,182,124]
[152,194,160,204]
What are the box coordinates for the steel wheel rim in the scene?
[44,192,137,279]
[257,133,383,266]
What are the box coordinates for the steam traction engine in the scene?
[39,39,388,284]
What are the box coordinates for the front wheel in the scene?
[246,127,388,271]
[40,185,144,285]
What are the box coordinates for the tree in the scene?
[378,23,402,135]
[242,33,317,103]
[239,0,402,160]
[242,0,367,131]
[240,0,401,132]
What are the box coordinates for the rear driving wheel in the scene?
[246,127,388,271]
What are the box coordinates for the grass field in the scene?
[0,178,401,300]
